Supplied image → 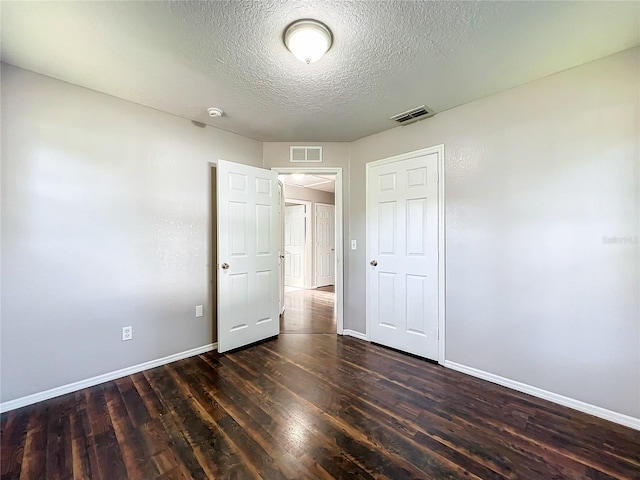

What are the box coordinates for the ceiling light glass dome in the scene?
[284,19,333,64]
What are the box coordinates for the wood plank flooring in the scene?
[280,286,336,334]
[2,333,639,479]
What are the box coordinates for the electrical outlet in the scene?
[195,305,204,317]
[122,326,133,341]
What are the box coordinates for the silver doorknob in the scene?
[370,260,378,266]
[221,263,230,270]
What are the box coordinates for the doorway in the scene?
[273,168,344,335]
[210,161,344,352]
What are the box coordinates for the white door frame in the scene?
[272,167,344,335]
[315,202,336,287]
[365,145,446,365]
[283,199,312,289]
[278,181,285,314]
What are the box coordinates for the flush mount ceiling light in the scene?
[284,19,333,64]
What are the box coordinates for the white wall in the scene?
[3,47,638,422]
[349,48,639,418]
[263,142,350,170]
[0,64,262,403]
[283,184,335,207]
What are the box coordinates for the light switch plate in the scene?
[351,240,357,250]
[195,305,204,317]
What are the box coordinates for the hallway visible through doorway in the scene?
[279,172,337,335]
[280,286,336,334]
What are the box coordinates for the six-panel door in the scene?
[217,160,280,353]
[367,153,439,360]
[284,204,306,288]
[315,203,335,287]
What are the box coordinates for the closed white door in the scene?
[367,153,439,360]
[315,203,335,287]
[217,160,279,353]
[284,204,306,288]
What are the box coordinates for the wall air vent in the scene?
[390,105,435,125]
[290,146,323,163]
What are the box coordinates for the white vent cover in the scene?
[390,105,434,124]
[290,146,323,163]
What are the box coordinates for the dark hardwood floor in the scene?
[280,286,336,334]
[2,281,639,480]
[2,333,639,479]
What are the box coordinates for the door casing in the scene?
[365,145,446,365]
[272,167,344,335]
[278,181,285,314]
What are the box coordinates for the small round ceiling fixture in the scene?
[284,19,333,64]
[207,107,223,118]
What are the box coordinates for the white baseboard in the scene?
[342,329,369,341]
[444,360,640,431]
[0,343,217,414]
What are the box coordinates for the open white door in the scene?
[315,203,335,287]
[217,160,280,353]
[367,151,440,360]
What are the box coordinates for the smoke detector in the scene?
[207,107,223,118]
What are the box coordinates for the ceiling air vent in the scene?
[290,146,323,163]
[390,105,434,125]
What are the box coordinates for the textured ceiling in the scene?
[1,1,638,142]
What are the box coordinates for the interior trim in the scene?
[341,329,369,341]
[0,343,217,413]
[444,360,640,431]
[271,166,344,334]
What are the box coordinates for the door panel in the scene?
[378,272,397,328]
[315,204,335,287]
[218,160,279,353]
[378,201,396,254]
[368,153,439,360]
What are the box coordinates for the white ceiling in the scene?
[280,174,335,193]
[1,1,638,142]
